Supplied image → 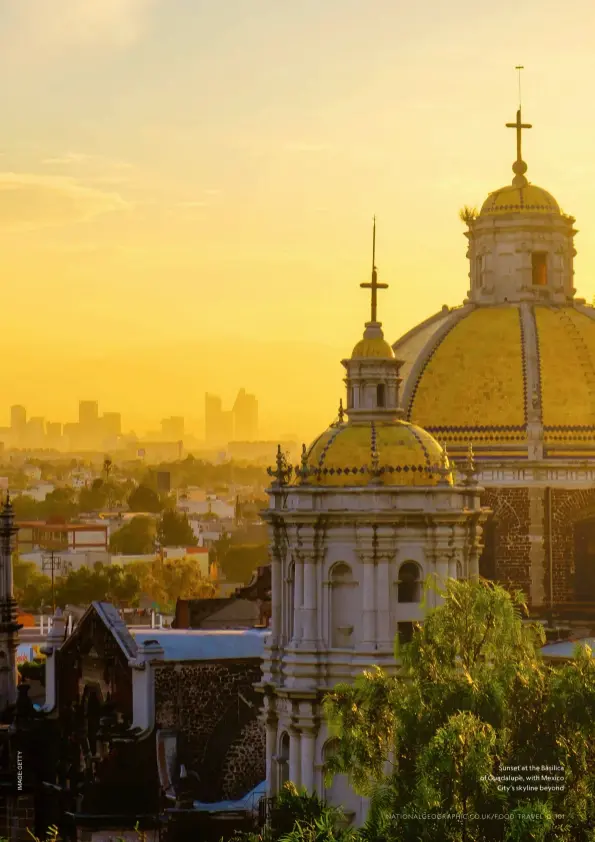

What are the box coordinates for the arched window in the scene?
[278,732,290,790]
[376,383,386,407]
[456,560,463,579]
[350,387,355,408]
[397,561,422,603]
[330,563,356,648]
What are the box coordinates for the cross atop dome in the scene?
[360,216,388,324]
[506,68,532,188]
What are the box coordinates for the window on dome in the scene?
[532,252,547,286]
[397,561,422,603]
[377,384,386,407]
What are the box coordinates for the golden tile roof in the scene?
[535,306,595,428]
[408,307,525,430]
[298,420,451,487]
[351,337,395,359]
[480,183,560,216]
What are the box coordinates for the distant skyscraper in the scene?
[79,401,99,426]
[220,411,234,445]
[27,417,45,449]
[102,412,122,437]
[205,394,223,444]
[232,388,258,440]
[10,405,26,445]
[161,416,184,440]
[46,422,63,449]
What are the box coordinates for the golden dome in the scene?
[297,420,452,487]
[351,337,395,359]
[394,303,595,459]
[480,183,560,216]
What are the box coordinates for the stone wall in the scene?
[550,488,595,604]
[154,659,265,802]
[480,488,532,596]
[220,717,266,800]
[0,794,36,842]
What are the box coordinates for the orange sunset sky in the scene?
[1,0,594,441]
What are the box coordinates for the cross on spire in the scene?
[360,216,388,323]
[506,108,532,164]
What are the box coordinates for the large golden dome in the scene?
[480,183,560,216]
[298,420,452,487]
[394,303,595,459]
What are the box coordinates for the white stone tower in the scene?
[257,225,489,825]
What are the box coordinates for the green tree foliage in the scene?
[54,562,141,608]
[322,578,595,842]
[14,556,52,611]
[156,509,196,548]
[109,516,156,555]
[128,484,163,513]
[215,538,268,584]
[11,487,80,522]
[127,555,215,613]
[79,479,129,512]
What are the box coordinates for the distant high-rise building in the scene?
[79,401,99,426]
[27,417,45,449]
[10,405,26,433]
[233,388,258,440]
[161,416,184,440]
[102,412,122,437]
[46,422,63,449]
[205,394,223,444]
[220,411,234,445]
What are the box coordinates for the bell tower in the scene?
[464,105,577,306]
[342,218,404,421]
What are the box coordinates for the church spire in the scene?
[360,216,388,325]
[506,67,532,188]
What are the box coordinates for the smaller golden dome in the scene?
[351,337,395,359]
[297,420,452,487]
[480,183,559,216]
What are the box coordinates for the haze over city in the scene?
[1,0,595,440]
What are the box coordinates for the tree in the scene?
[79,479,108,512]
[157,509,196,548]
[54,562,142,608]
[128,484,163,513]
[109,516,156,555]
[42,487,79,521]
[216,542,268,584]
[323,578,595,842]
[129,555,215,613]
[13,555,52,611]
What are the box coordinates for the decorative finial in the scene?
[338,399,345,423]
[462,441,478,487]
[435,442,452,485]
[296,443,311,483]
[506,68,531,188]
[267,445,293,487]
[360,216,388,324]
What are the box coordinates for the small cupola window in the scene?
[376,384,386,407]
[532,252,547,286]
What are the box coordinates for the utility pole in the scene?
[41,549,70,614]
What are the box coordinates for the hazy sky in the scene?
[1,0,595,440]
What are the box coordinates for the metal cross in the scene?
[360,216,388,323]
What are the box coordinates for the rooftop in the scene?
[131,628,268,661]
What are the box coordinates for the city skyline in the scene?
[2,389,265,448]
[1,2,594,440]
